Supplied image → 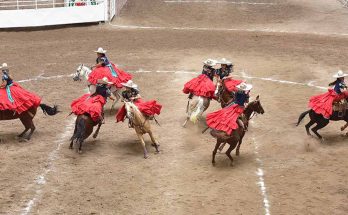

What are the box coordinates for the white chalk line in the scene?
[21,118,75,215]
[164,0,276,5]
[16,70,326,91]
[243,68,270,215]
[108,23,348,38]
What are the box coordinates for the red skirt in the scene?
[71,94,106,122]
[308,89,340,119]
[88,63,132,88]
[116,99,162,122]
[206,104,244,135]
[224,78,244,92]
[183,74,216,98]
[0,83,41,114]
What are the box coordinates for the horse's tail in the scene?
[71,116,86,143]
[39,104,59,116]
[296,110,310,126]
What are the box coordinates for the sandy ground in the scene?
[0,0,348,214]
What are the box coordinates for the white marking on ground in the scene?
[21,118,75,215]
[108,23,348,38]
[164,0,276,5]
[18,73,74,83]
[132,69,327,90]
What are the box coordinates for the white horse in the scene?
[182,96,211,127]
[73,64,121,111]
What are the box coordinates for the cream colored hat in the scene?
[333,70,348,78]
[236,82,253,91]
[97,77,113,85]
[218,58,233,65]
[203,59,217,67]
[0,63,9,70]
[121,80,138,90]
[94,47,107,54]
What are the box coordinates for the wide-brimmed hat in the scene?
[0,63,9,70]
[97,77,113,85]
[121,80,138,90]
[203,59,217,67]
[218,58,233,66]
[333,70,348,78]
[94,47,107,54]
[236,82,252,91]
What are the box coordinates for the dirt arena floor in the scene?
[1,0,348,214]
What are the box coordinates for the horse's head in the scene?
[73,64,84,81]
[248,95,265,115]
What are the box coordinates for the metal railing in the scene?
[338,0,348,7]
[0,0,101,10]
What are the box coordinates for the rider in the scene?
[116,80,162,126]
[93,47,110,69]
[71,77,113,123]
[206,82,252,135]
[0,63,41,114]
[309,70,348,119]
[183,59,217,100]
[215,58,234,81]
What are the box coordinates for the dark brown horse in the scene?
[216,80,235,108]
[210,96,265,166]
[0,104,59,141]
[69,114,102,153]
[296,99,348,140]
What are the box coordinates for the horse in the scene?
[182,96,211,127]
[124,101,160,158]
[72,64,121,112]
[215,79,235,108]
[210,96,265,166]
[296,98,348,140]
[69,114,102,153]
[0,104,59,141]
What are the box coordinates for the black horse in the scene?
[296,99,348,139]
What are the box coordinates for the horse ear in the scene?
[256,95,260,100]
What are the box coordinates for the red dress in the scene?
[88,63,132,88]
[308,89,343,119]
[224,78,244,92]
[183,74,216,98]
[206,104,244,135]
[116,99,162,122]
[71,94,106,122]
[0,83,41,114]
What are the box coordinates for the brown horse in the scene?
[210,96,265,166]
[216,80,235,108]
[69,114,102,153]
[124,101,160,158]
[0,104,59,141]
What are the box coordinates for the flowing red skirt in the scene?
[308,89,342,119]
[116,99,162,122]
[88,63,132,88]
[0,83,41,114]
[71,94,106,122]
[183,74,216,98]
[206,104,244,135]
[224,78,244,92]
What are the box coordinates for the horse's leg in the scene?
[182,117,189,127]
[218,143,226,152]
[148,131,160,153]
[137,133,148,159]
[212,140,222,165]
[341,122,348,131]
[93,123,102,139]
[18,116,30,138]
[236,130,246,156]
[225,143,235,166]
[311,121,329,140]
[25,118,36,140]
[69,122,78,149]
[110,89,121,114]
[305,120,315,136]
[78,139,83,154]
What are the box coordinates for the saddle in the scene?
[333,99,348,117]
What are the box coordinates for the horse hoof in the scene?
[19,138,28,143]
[236,152,240,156]
[212,162,216,166]
[144,154,149,159]
[151,143,160,147]
[93,134,98,139]
[78,150,82,154]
